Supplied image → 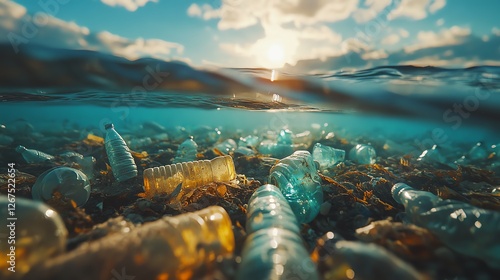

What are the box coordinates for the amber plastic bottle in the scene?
[143,155,236,197]
[25,206,235,280]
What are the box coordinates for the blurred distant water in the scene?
[0,43,499,147]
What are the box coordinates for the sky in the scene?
[0,0,499,72]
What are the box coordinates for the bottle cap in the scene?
[104,123,114,130]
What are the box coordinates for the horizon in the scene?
[0,0,499,72]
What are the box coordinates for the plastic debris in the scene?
[258,139,294,158]
[392,183,500,269]
[192,126,221,145]
[104,123,138,182]
[269,150,323,223]
[417,144,446,164]
[237,184,319,280]
[173,138,198,163]
[313,236,423,280]
[312,143,345,170]
[0,196,67,278]
[246,184,300,235]
[214,139,237,154]
[349,144,376,164]
[25,206,235,280]
[238,135,259,148]
[15,145,54,163]
[32,167,91,207]
[143,155,236,197]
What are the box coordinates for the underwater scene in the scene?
[1,0,500,279]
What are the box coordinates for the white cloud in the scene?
[0,1,184,61]
[389,0,430,20]
[381,34,400,45]
[298,25,342,44]
[404,26,471,53]
[493,27,500,36]
[436,18,444,26]
[100,0,158,12]
[352,0,392,23]
[362,49,388,60]
[187,3,220,20]
[429,0,446,13]
[399,28,409,38]
[187,3,202,17]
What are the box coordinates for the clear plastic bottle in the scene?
[32,167,91,207]
[269,150,323,224]
[312,143,345,169]
[246,184,300,235]
[143,155,236,197]
[15,145,54,163]
[104,123,138,182]
[417,144,445,164]
[0,196,67,278]
[214,139,237,154]
[25,206,235,280]
[392,183,500,269]
[173,138,198,163]
[238,184,319,280]
[349,144,376,164]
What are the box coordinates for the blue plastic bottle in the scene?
[104,123,137,182]
[269,151,323,224]
[237,184,319,280]
[392,183,500,269]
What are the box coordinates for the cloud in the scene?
[187,3,220,20]
[429,0,446,13]
[381,34,400,45]
[352,0,392,23]
[436,18,444,26]
[100,0,158,12]
[404,26,470,53]
[388,0,446,20]
[0,1,184,61]
[284,27,500,72]
[399,28,409,38]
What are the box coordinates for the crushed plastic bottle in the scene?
[234,146,255,156]
[143,155,236,197]
[25,206,235,280]
[173,138,198,163]
[237,184,319,280]
[313,237,423,280]
[392,183,500,269]
[246,184,300,235]
[0,196,67,278]
[15,145,54,163]
[312,143,345,170]
[104,123,138,182]
[417,144,446,164]
[32,167,91,206]
[214,139,237,154]
[238,135,259,148]
[269,150,323,223]
[349,144,376,164]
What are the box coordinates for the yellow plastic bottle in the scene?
[25,206,235,280]
[143,155,236,197]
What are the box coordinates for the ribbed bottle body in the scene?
[237,184,319,280]
[104,124,137,182]
[25,206,235,280]
[143,155,236,197]
[15,145,54,163]
[269,151,323,224]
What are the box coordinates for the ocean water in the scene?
[0,44,499,156]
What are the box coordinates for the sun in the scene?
[266,44,285,67]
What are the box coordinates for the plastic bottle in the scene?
[143,155,236,197]
[277,129,293,145]
[25,206,235,280]
[417,144,445,164]
[349,144,376,164]
[0,196,67,278]
[214,139,237,154]
[269,150,323,224]
[32,167,91,207]
[312,143,345,169]
[237,184,319,280]
[258,139,294,158]
[246,184,300,235]
[15,145,54,163]
[238,135,259,148]
[173,138,198,163]
[391,183,500,269]
[104,123,138,182]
